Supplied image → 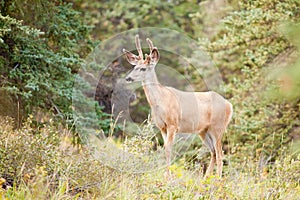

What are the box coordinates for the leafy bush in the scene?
[0,3,87,116]
[0,116,118,199]
[0,1,113,135]
[0,116,62,188]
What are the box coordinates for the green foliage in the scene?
[0,1,113,134]
[207,0,299,72]
[0,2,87,116]
[72,0,199,40]
[193,0,300,161]
[274,21,300,101]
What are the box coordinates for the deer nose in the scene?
[129,93,136,102]
[126,77,134,82]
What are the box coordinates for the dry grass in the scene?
[0,116,299,199]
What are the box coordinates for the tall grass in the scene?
[0,116,299,199]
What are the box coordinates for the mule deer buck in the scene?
[123,35,233,178]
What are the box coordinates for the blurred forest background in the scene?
[0,0,299,199]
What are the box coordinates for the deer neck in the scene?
[142,70,163,106]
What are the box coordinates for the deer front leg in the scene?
[163,126,176,179]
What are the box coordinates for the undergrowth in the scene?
[0,116,299,199]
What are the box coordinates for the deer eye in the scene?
[140,68,146,71]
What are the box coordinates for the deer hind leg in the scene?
[210,128,224,178]
[206,151,216,178]
[200,133,216,178]
[215,138,223,177]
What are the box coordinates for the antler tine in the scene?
[135,35,143,60]
[146,38,154,52]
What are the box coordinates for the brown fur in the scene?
[124,35,233,178]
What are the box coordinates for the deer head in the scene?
[123,35,160,82]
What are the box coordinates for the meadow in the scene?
[1,0,300,199]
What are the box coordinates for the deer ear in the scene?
[123,49,140,65]
[150,48,160,64]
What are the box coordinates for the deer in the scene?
[123,35,233,178]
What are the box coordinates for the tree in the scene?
[199,0,300,161]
